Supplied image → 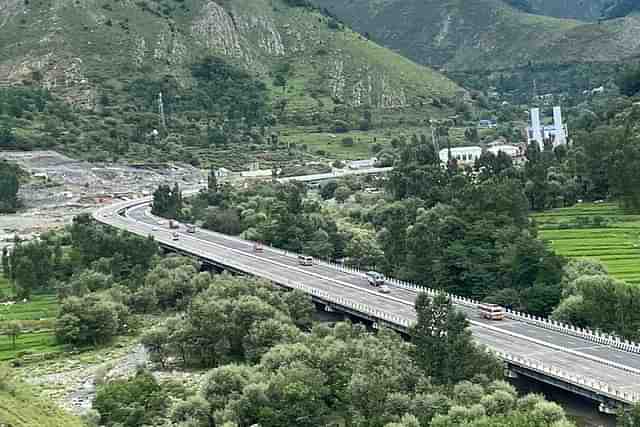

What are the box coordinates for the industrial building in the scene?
[526,106,568,148]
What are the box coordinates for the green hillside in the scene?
[0,374,83,427]
[0,0,460,166]
[510,0,610,20]
[311,0,640,72]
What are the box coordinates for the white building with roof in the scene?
[439,146,482,165]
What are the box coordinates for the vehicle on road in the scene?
[298,255,313,266]
[253,242,264,253]
[151,226,158,231]
[378,284,391,294]
[478,303,505,321]
[186,224,196,233]
[157,220,166,225]
[172,232,179,241]
[366,271,385,287]
[169,219,180,229]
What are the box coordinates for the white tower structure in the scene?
[526,106,568,148]
[552,106,566,147]
[530,108,542,145]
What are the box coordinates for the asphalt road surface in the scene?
[94,199,640,400]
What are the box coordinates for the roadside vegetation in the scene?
[91,271,571,427]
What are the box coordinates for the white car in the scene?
[151,226,158,231]
[157,220,166,225]
[378,285,391,294]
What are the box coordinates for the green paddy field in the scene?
[534,203,640,285]
[0,274,61,361]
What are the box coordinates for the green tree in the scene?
[320,181,338,200]
[5,321,22,350]
[55,294,127,347]
[411,293,501,385]
[201,364,260,413]
[243,319,301,362]
[618,402,640,427]
[170,395,212,427]
[151,183,183,219]
[93,370,167,427]
[143,256,201,310]
[334,185,352,203]
[7,239,54,298]
[203,208,243,235]
[0,161,19,213]
[140,325,171,369]
[345,230,384,270]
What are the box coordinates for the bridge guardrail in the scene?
[305,255,640,356]
[180,237,640,404]
[132,188,640,355]
[495,350,640,404]
[193,236,640,404]
[167,219,640,356]
[105,207,640,405]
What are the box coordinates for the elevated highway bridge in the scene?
[95,196,640,414]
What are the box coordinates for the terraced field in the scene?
[534,203,640,284]
[0,274,61,361]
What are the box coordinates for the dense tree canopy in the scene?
[0,161,21,213]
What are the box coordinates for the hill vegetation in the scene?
[310,0,640,89]
[0,0,460,167]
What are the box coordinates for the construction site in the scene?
[0,151,205,245]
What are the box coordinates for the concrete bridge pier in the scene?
[598,402,618,415]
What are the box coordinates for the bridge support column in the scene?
[598,402,618,415]
[504,365,518,379]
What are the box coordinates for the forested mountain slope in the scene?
[0,0,459,162]
[311,0,640,72]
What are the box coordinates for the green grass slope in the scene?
[0,373,83,427]
[311,0,640,72]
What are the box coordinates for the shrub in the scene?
[341,137,354,147]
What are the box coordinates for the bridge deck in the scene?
[95,200,640,403]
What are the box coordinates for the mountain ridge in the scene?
[0,0,459,113]
[310,0,640,73]
[0,0,462,164]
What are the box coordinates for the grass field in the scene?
[0,384,84,427]
[0,274,62,361]
[534,203,640,284]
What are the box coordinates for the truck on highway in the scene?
[186,224,196,233]
[478,303,505,321]
[169,220,180,229]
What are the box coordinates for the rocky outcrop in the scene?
[191,1,285,66]
[192,2,245,58]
